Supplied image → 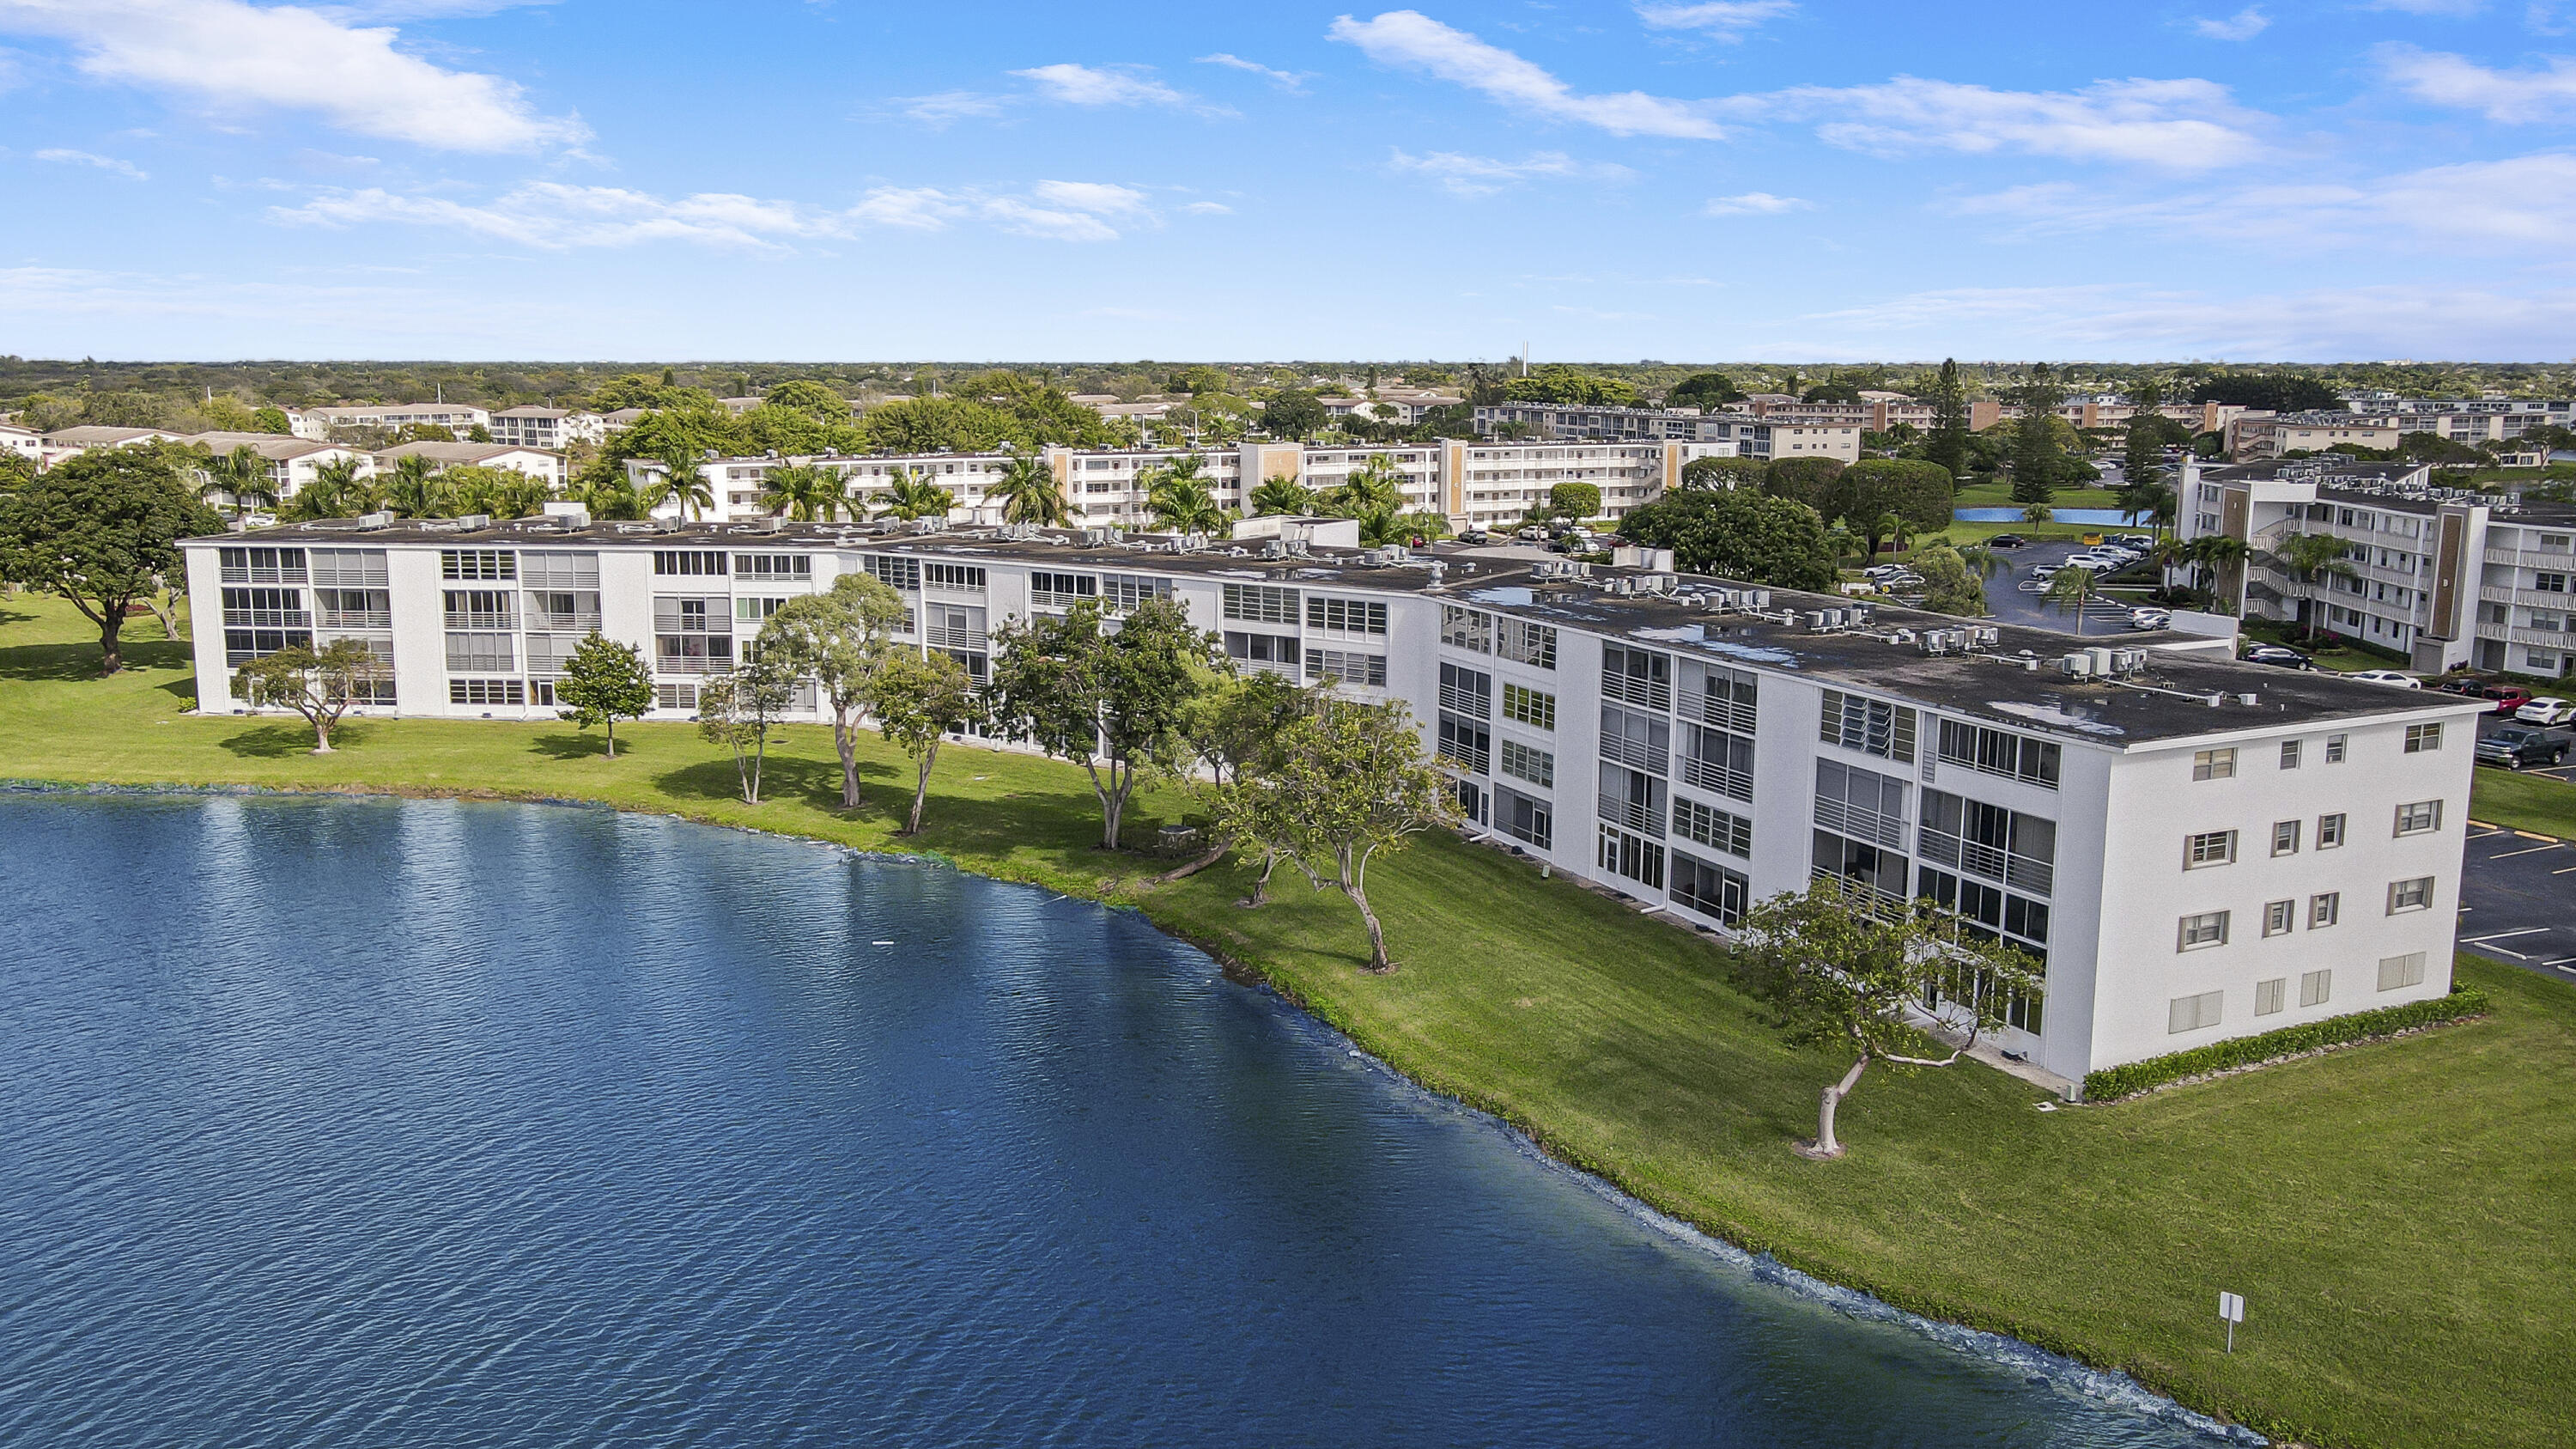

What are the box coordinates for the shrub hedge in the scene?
[2082,983,2490,1102]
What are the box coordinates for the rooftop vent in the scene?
[453,513,492,531]
[354,511,393,532]
[2059,651,2095,679]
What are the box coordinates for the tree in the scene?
[449,466,550,520]
[232,639,385,753]
[1828,459,1954,550]
[697,648,799,805]
[871,649,982,833]
[652,450,714,521]
[1925,358,1971,483]
[553,631,654,757]
[872,464,954,523]
[1802,374,1863,405]
[1549,481,1602,521]
[250,405,294,435]
[283,456,380,521]
[380,452,450,518]
[1680,455,1765,490]
[1733,878,2043,1158]
[761,463,852,521]
[989,450,1072,526]
[987,594,1221,849]
[1269,698,1458,972]
[1259,389,1328,439]
[758,573,908,808]
[0,442,224,673]
[762,379,854,423]
[2188,534,2250,600]
[1146,456,1231,535]
[1160,668,1309,883]
[1760,455,1846,511]
[1667,371,1746,410]
[1167,364,1228,395]
[2189,373,2342,413]
[2259,533,2360,641]
[199,443,278,515]
[1503,365,1640,407]
[1327,454,1408,518]
[1616,490,1838,591]
[1908,544,1990,616]
[1248,474,1314,515]
[2008,365,2067,507]
[2042,565,2103,634]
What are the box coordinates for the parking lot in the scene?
[2460,822,2576,978]
[1984,538,2159,634]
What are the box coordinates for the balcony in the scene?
[1599,734,1667,775]
[1437,682,1490,719]
[2509,625,2576,648]
[222,608,312,630]
[317,606,392,630]
[1597,792,1664,837]
[1918,829,2055,897]
[1814,797,1907,850]
[526,609,603,634]
[1679,755,1752,801]
[445,611,518,632]
[1696,693,1757,736]
[923,621,987,652]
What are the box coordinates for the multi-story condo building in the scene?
[2178,455,2576,677]
[2225,411,2407,461]
[1472,402,1862,465]
[290,404,494,440]
[0,421,40,466]
[185,433,376,506]
[489,407,606,450]
[36,424,183,469]
[375,441,568,489]
[181,511,2478,1088]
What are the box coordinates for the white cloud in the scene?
[37,147,147,179]
[880,90,1007,128]
[1702,190,1810,214]
[1386,148,1635,195]
[1011,62,1230,115]
[1328,10,1725,139]
[1195,52,1308,91]
[2192,7,2269,40]
[269,177,1180,249]
[1635,2,1794,39]
[0,0,586,151]
[1182,200,1233,214]
[1730,76,2264,170]
[2379,44,2576,121]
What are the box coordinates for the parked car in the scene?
[1988,533,2028,549]
[2243,644,2315,670]
[2482,685,2536,715]
[2476,727,2569,770]
[2114,534,2156,548]
[2348,669,2422,689]
[1458,529,1491,545]
[2515,696,2576,726]
[2128,607,2172,630]
[2433,675,2489,696]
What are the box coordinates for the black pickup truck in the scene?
[2477,727,2570,770]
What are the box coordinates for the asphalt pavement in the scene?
[1982,538,2160,636]
[2458,709,2576,981]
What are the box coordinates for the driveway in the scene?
[1982,539,2158,636]
[2459,821,2576,978]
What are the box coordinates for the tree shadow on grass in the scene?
[651,752,863,812]
[529,732,616,762]
[0,636,194,683]
[219,721,370,758]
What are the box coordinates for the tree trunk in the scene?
[1156,837,1230,884]
[1092,758,1128,850]
[1812,1055,1869,1158]
[97,612,123,675]
[604,721,617,758]
[748,735,766,805]
[908,744,936,834]
[1244,849,1279,907]
[835,712,861,808]
[311,716,334,753]
[1344,877,1391,972]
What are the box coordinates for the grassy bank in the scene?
[6,596,2573,1449]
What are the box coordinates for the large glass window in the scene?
[1821,690,1917,763]
[1601,645,1673,711]
[1935,718,2057,787]
[1222,582,1297,624]
[1669,853,1749,924]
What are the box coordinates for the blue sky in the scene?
[4,0,2575,362]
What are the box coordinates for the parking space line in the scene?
[2512,831,2561,842]
[2488,844,2564,859]
[2555,864,2576,875]
[2464,927,2550,943]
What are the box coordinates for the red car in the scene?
[2482,685,2536,715]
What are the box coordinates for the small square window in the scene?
[2317,813,2347,849]
[2300,968,2333,1008]
[2324,734,2348,763]
[2185,830,2237,868]
[2311,892,2340,928]
[2255,977,2287,1015]
[2377,953,2427,992]
[2394,800,2442,836]
[2168,988,2225,1032]
[2404,723,2442,753]
[2178,910,2230,950]
[2387,876,2434,914]
[2271,820,2300,855]
[2263,899,2295,936]
[2279,740,2301,770]
[2192,748,2237,781]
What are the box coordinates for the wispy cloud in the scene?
[0,0,587,151]
[1726,76,2265,170]
[1195,52,1309,92]
[1634,2,1794,39]
[2191,7,2269,40]
[269,177,1191,249]
[1011,62,1232,116]
[37,146,147,179]
[1328,10,1724,139]
[1386,147,1635,195]
[1182,200,1233,214]
[1703,191,1809,214]
[2363,0,2484,13]
[877,90,1008,128]
[2379,44,2576,121]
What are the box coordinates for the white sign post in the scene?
[2218,1291,2245,1354]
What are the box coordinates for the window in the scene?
[1679,722,1754,801]
[219,545,307,584]
[1670,854,1750,924]
[1440,662,1493,719]
[2387,876,2434,913]
[1306,596,1388,635]
[2168,989,2224,1032]
[924,562,987,590]
[2394,800,2443,836]
[2191,748,2236,781]
[733,553,812,578]
[2263,899,2296,936]
[1935,718,2057,788]
[2316,813,2347,849]
[1303,648,1386,687]
[1440,605,1493,653]
[1498,618,1557,668]
[445,548,519,581]
[862,555,922,593]
[2178,910,2230,950]
[2184,830,2237,868]
[2271,820,2301,855]
[1815,759,1909,849]
[1496,786,1552,850]
[2311,892,2340,928]
[2255,977,2287,1016]
[1674,798,1753,858]
[447,678,524,706]
[1224,631,1295,666]
[647,550,721,578]
[1688,663,1760,735]
[2324,734,2348,763]
[1599,703,1669,774]
[1498,739,1554,789]
[2300,969,2333,1008]
[2378,953,2427,992]
[1602,645,1674,711]
[1821,690,1916,763]
[1502,684,1557,731]
[1033,571,1102,611]
[309,547,392,588]
[2404,722,2442,753]
[921,603,986,651]
[735,596,787,623]
[1597,824,1665,888]
[2280,740,2301,770]
[655,682,698,712]
[1220,581,1295,624]
[1598,761,1668,837]
[1437,715,1492,776]
[2537,571,2571,594]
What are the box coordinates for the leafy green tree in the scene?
[651,450,714,521]
[1926,358,1971,482]
[2188,373,2343,412]
[1549,481,1602,521]
[1248,475,1315,515]
[761,379,854,423]
[0,441,224,672]
[390,423,457,445]
[697,647,799,805]
[1733,878,2043,1158]
[1667,371,1746,410]
[1503,365,1640,407]
[987,450,1071,526]
[250,405,294,435]
[1326,454,1408,521]
[579,472,652,521]
[759,573,909,808]
[1802,374,1863,405]
[2009,365,2068,507]
[2190,534,2251,602]
[761,463,852,521]
[1390,510,1452,544]
[1157,668,1307,884]
[198,443,278,514]
[861,395,1022,454]
[1616,489,1838,591]
[2042,565,2103,634]
[232,639,386,753]
[1829,459,1954,550]
[1146,465,1230,535]
[283,456,380,521]
[380,453,450,518]
[1259,388,1329,439]
[871,648,983,833]
[1167,365,1229,395]
[0,451,36,492]
[872,464,954,523]
[1760,455,1847,511]
[1680,455,1765,490]
[1267,698,1459,972]
[2259,533,2361,641]
[987,594,1221,849]
[447,466,550,520]
[1907,544,1990,616]
[553,631,654,757]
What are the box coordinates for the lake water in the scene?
[0,796,2227,1447]
[1955,508,2137,525]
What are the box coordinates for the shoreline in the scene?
[0,776,2257,1446]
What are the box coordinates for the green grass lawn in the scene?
[6,595,2574,1449]
[2466,764,2576,839]
[1951,479,2125,512]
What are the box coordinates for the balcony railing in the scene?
[317,606,392,630]
[1679,755,1753,801]
[1599,734,1667,775]
[1814,797,1907,850]
[923,622,987,651]
[2509,625,2576,647]
[1809,867,1906,919]
[527,610,603,634]
[1918,829,2055,897]
[222,608,312,630]
[444,611,517,632]
[1437,682,1491,719]
[656,655,732,675]
[1597,793,1664,837]
[1697,692,1757,736]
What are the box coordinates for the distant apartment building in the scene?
[290,404,494,440]
[2226,411,2408,461]
[36,424,184,469]
[0,422,40,466]
[489,407,606,450]
[186,433,376,507]
[1473,402,1861,465]
[374,441,567,488]
[2179,454,2576,677]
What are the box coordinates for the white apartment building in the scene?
[37,424,182,469]
[291,403,494,440]
[181,512,2477,1087]
[375,441,567,488]
[2179,455,2576,677]
[0,422,40,466]
[489,407,606,450]
[184,432,375,505]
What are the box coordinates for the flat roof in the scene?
[195,514,2471,746]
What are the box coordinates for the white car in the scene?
[2515,697,2576,726]
[2127,608,2172,630]
[2348,669,2421,689]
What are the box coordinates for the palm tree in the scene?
[282,456,380,521]
[653,449,714,521]
[2258,532,2361,642]
[988,449,1072,527]
[1248,475,1314,516]
[381,453,452,518]
[199,444,276,514]
[2020,501,2056,527]
[1331,454,1410,517]
[2191,534,2251,600]
[1146,469,1230,536]
[580,472,651,521]
[873,464,955,523]
[2116,478,2172,534]
[762,463,851,521]
[2041,565,2103,636]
